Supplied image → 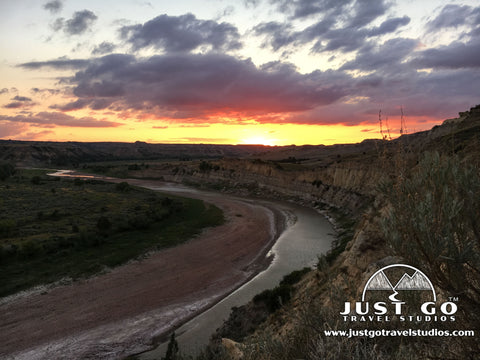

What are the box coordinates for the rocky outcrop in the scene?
[158,158,381,216]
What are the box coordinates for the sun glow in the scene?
[241,136,276,146]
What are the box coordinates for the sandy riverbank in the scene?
[0,176,286,359]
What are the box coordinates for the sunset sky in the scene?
[1,0,479,145]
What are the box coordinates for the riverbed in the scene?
[139,198,334,358]
[0,171,334,359]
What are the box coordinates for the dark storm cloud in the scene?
[51,18,64,31]
[411,38,480,69]
[50,99,93,111]
[92,42,117,55]
[13,96,32,102]
[120,14,242,52]
[51,98,114,111]
[368,16,411,36]
[65,10,98,35]
[53,10,98,36]
[0,112,122,128]
[300,19,334,42]
[426,4,480,31]
[19,58,90,70]
[316,28,368,53]
[33,47,480,128]
[271,0,388,23]
[253,22,297,51]
[271,0,350,19]
[52,53,354,118]
[43,0,63,14]
[31,88,61,96]
[4,103,24,109]
[255,0,405,54]
[348,0,388,28]
[3,96,34,109]
[341,38,418,71]
[280,66,480,126]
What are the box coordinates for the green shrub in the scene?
[253,284,292,313]
[380,151,480,331]
[279,267,310,286]
[127,215,152,230]
[97,216,112,234]
[163,332,179,360]
[116,182,131,192]
[74,178,84,186]
[31,175,42,185]
[0,162,15,181]
[19,240,41,259]
[0,219,17,238]
[199,161,213,172]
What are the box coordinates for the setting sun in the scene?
[241,136,276,146]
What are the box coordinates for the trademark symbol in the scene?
[449,297,459,302]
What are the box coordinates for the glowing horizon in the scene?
[1,1,478,145]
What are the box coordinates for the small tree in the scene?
[96,216,111,235]
[116,182,131,192]
[199,161,213,173]
[163,332,179,360]
[31,175,41,185]
[0,163,15,181]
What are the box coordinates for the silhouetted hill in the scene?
[0,141,271,167]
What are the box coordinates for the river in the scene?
[49,171,335,359]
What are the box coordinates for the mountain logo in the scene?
[340,263,458,323]
[361,264,436,302]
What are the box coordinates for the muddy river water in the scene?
[51,171,335,358]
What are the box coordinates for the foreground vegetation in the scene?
[147,149,480,360]
[0,169,224,297]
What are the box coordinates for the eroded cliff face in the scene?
[160,158,382,216]
[199,106,480,359]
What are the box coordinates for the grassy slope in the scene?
[0,169,224,297]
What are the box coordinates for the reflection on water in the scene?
[140,202,334,358]
[49,170,334,358]
[49,170,115,181]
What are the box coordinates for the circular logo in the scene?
[361,264,436,302]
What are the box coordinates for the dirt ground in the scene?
[0,178,283,359]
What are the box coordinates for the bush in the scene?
[127,215,152,230]
[253,284,292,313]
[0,219,16,238]
[380,151,480,337]
[279,267,310,286]
[0,162,15,181]
[116,182,131,192]
[31,175,42,185]
[163,332,179,360]
[199,161,213,172]
[19,240,41,259]
[97,216,112,234]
